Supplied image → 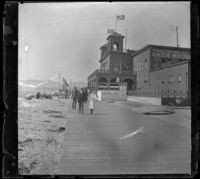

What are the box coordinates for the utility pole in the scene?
[176,26,180,47]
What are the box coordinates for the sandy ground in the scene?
[18,98,69,175]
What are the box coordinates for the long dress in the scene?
[88,94,97,109]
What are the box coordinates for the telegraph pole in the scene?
[176,26,180,47]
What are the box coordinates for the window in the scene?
[144,59,147,69]
[168,77,171,83]
[167,58,171,64]
[162,58,166,63]
[150,79,153,85]
[168,75,174,84]
[171,76,174,83]
[144,75,148,82]
[178,75,182,83]
[162,78,165,84]
[137,63,139,72]
[113,42,119,51]
[156,78,160,85]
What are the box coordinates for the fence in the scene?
[161,90,191,106]
[128,90,161,98]
[98,82,127,90]
[127,90,191,106]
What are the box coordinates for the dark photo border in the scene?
[2,1,199,178]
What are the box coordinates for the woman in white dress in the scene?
[88,92,98,114]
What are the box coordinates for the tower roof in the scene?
[106,32,124,40]
[100,43,108,49]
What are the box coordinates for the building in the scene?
[88,32,136,92]
[132,45,191,94]
[88,32,191,97]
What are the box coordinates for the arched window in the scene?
[113,42,119,51]
[99,78,108,86]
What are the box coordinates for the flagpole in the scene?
[125,28,127,50]
[115,18,117,32]
[176,26,179,47]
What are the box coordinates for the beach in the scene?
[18,98,69,175]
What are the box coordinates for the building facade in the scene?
[88,33,191,96]
[132,45,191,93]
[88,32,136,92]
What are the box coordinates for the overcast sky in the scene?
[19,2,190,83]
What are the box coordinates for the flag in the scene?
[63,78,69,87]
[107,28,115,34]
[116,15,125,20]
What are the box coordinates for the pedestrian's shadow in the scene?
[79,112,110,115]
[92,113,110,115]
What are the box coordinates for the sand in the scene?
[18,98,69,175]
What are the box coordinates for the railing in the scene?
[128,90,161,98]
[98,82,127,90]
[98,82,108,86]
[100,49,132,60]
[128,90,191,106]
[88,69,134,79]
[161,90,191,106]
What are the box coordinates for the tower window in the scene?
[113,42,119,51]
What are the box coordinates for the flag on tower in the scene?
[116,15,125,20]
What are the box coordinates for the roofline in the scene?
[132,44,190,57]
[100,43,108,49]
[106,33,124,40]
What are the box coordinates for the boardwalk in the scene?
[58,100,190,174]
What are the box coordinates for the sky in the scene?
[19,2,190,83]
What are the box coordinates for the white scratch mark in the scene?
[120,127,144,140]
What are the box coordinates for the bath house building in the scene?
[88,32,191,97]
[87,32,136,91]
[132,45,191,94]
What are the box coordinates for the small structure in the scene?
[97,83,127,101]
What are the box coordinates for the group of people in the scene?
[71,87,98,114]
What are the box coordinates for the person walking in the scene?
[77,89,84,114]
[83,88,88,104]
[88,91,98,114]
[72,87,78,109]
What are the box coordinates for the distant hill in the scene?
[18,79,88,98]
[18,80,59,98]
[20,79,43,85]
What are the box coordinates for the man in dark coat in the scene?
[84,88,88,103]
[72,87,78,109]
[77,89,84,114]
